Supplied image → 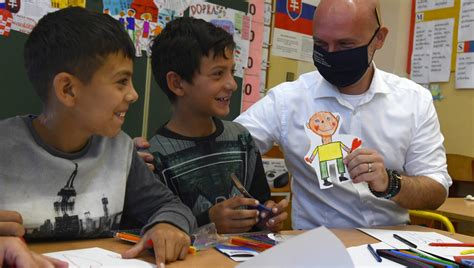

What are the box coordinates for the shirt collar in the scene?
[312,63,390,101]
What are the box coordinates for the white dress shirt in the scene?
[235,67,451,229]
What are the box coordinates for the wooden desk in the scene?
[433,198,474,223]
[29,226,474,267]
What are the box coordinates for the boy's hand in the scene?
[0,236,68,268]
[122,223,191,266]
[0,210,25,237]
[209,197,260,234]
[261,199,289,232]
[133,137,155,172]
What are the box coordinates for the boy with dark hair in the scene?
[0,7,196,266]
[146,17,288,234]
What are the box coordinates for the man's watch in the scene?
[369,169,402,199]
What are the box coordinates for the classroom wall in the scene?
[0,1,246,140]
[1,1,472,156]
[266,0,474,158]
[379,0,474,158]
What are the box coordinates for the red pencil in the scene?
[230,237,273,249]
[428,242,474,247]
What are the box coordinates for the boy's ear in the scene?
[166,71,185,97]
[52,72,77,107]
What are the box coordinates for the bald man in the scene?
[234,0,451,229]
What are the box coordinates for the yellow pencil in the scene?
[460,249,474,255]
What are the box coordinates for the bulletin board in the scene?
[407,0,474,89]
[407,0,460,74]
[0,0,264,139]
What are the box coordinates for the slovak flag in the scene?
[286,0,302,21]
[275,0,316,36]
[0,0,5,9]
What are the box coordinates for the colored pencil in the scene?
[114,231,196,254]
[429,243,474,247]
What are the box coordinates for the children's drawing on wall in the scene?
[105,0,178,57]
[1,0,88,35]
[125,8,136,42]
[102,0,132,15]
[1,0,55,34]
[153,0,194,16]
[189,2,250,78]
[304,111,362,189]
[155,7,176,36]
[0,8,13,37]
[50,0,86,9]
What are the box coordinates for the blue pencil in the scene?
[367,244,382,262]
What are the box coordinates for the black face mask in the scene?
[312,28,379,88]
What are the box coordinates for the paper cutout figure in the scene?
[118,10,126,27]
[304,111,362,189]
[125,8,136,42]
[141,13,151,38]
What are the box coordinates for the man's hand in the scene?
[0,236,68,268]
[208,196,260,234]
[0,210,25,237]
[260,199,289,232]
[122,223,191,266]
[344,148,389,192]
[133,137,155,172]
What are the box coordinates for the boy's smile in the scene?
[33,52,137,153]
[179,48,237,119]
[74,53,137,138]
[214,95,232,108]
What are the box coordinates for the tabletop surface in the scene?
[433,197,474,222]
[29,225,474,267]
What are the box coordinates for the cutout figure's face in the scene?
[308,112,339,137]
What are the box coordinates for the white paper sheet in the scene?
[411,18,454,83]
[416,0,454,12]
[44,247,155,267]
[347,242,404,267]
[357,228,463,260]
[456,52,474,88]
[458,0,474,42]
[237,226,353,267]
[411,21,432,83]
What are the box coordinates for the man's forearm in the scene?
[392,175,447,210]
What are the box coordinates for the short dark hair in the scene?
[24,7,135,103]
[151,17,235,102]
